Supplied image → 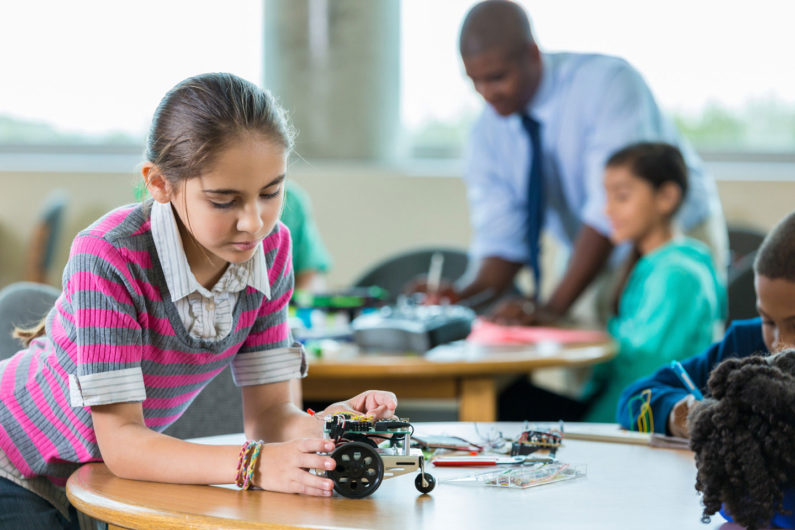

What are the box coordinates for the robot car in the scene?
[323,412,436,499]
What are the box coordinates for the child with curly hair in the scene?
[688,350,794,530]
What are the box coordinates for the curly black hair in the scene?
[687,350,795,530]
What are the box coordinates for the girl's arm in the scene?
[91,401,336,495]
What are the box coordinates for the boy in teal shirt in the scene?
[584,143,726,421]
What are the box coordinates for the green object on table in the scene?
[307,341,323,358]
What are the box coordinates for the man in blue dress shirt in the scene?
[435,0,727,326]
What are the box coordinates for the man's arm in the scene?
[488,225,612,325]
[457,256,523,307]
[543,225,613,317]
[408,257,522,308]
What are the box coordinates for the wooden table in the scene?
[302,339,615,421]
[66,422,730,530]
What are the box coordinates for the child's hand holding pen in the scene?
[667,360,703,438]
[668,394,696,438]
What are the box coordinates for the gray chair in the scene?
[726,225,766,324]
[163,369,244,439]
[352,247,472,304]
[728,225,766,267]
[0,282,60,358]
[25,190,69,284]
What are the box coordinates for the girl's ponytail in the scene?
[12,317,47,347]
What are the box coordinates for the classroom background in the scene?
[0,0,793,345]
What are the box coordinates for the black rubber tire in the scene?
[327,442,384,499]
[415,472,436,494]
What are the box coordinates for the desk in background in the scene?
[302,339,615,421]
[66,422,727,530]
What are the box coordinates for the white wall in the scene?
[0,162,793,290]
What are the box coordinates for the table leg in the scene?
[458,377,497,421]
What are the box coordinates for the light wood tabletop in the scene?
[302,339,616,421]
[66,422,730,530]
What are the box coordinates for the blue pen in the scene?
[670,360,703,400]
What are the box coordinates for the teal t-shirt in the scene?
[584,238,726,423]
[280,181,332,275]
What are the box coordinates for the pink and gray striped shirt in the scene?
[0,200,305,485]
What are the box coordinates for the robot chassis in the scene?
[323,413,436,499]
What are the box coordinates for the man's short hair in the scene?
[459,0,533,57]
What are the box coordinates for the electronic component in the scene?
[351,304,476,353]
[510,428,563,456]
[323,412,435,498]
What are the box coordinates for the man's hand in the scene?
[404,276,460,305]
[667,394,696,438]
[484,297,560,326]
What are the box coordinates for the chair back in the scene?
[0,282,60,359]
[352,247,471,304]
[163,370,244,439]
[726,225,766,324]
[25,190,69,284]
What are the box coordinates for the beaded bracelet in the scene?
[234,441,254,488]
[235,440,264,490]
[242,441,264,490]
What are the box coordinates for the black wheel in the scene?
[415,472,435,494]
[327,442,384,499]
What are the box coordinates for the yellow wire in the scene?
[634,389,654,433]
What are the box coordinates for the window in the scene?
[4,1,793,163]
[401,0,795,158]
[0,0,262,147]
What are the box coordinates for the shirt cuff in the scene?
[231,342,308,387]
[69,367,146,407]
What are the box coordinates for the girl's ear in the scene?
[142,163,172,204]
[656,181,682,216]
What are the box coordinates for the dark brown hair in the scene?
[753,210,795,281]
[147,72,295,184]
[688,350,795,530]
[12,323,45,347]
[606,142,689,211]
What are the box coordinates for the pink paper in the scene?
[466,318,609,345]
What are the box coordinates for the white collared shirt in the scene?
[150,201,271,341]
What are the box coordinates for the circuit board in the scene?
[323,412,413,443]
[511,428,563,456]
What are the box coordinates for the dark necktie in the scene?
[521,114,545,296]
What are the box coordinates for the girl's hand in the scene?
[255,438,337,496]
[324,390,398,419]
